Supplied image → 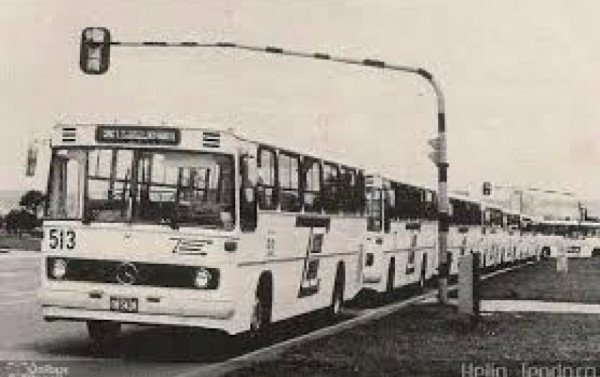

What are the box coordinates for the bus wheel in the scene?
[248,277,272,341]
[329,266,345,319]
[386,259,395,296]
[418,270,426,291]
[87,320,121,344]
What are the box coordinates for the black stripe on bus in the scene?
[405,221,421,231]
[295,215,330,231]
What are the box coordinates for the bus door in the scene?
[365,177,384,250]
[405,222,420,276]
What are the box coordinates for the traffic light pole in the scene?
[84,32,450,303]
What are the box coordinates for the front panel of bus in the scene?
[40,124,248,334]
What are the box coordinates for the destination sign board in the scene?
[96,125,180,145]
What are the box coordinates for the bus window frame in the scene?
[322,161,340,214]
[45,147,88,221]
[257,145,278,211]
[366,184,383,233]
[383,181,396,233]
[302,156,323,214]
[277,150,301,212]
[395,183,423,221]
[339,166,358,214]
[239,153,258,232]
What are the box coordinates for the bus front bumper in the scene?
[40,286,236,329]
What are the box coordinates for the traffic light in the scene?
[482,182,492,196]
[427,136,441,165]
[80,27,111,75]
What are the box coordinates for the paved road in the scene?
[0,252,532,377]
[0,253,232,377]
[0,253,377,377]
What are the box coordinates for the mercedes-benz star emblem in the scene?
[115,262,138,285]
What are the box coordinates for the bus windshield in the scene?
[47,148,236,230]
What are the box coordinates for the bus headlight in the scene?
[51,258,67,279]
[194,268,212,289]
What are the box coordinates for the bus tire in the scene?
[248,273,273,341]
[419,255,428,290]
[386,258,395,295]
[329,264,345,319]
[87,320,120,344]
[418,268,426,290]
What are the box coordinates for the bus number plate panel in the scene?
[109,297,138,313]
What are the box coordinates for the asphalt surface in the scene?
[0,253,230,377]
[0,252,380,377]
[0,252,534,377]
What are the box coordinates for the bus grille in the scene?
[46,257,219,289]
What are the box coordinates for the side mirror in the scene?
[80,27,111,75]
[25,143,38,177]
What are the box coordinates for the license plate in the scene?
[110,297,138,313]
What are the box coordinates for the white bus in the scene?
[40,123,366,342]
[447,194,484,277]
[579,221,600,256]
[361,176,438,294]
[536,220,598,258]
[518,215,541,262]
[503,210,522,265]
[478,203,508,270]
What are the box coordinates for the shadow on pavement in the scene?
[31,310,356,363]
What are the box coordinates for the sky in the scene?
[1,1,599,212]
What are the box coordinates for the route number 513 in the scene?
[48,229,76,250]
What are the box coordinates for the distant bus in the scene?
[361,176,438,294]
[535,220,600,258]
[447,194,484,275]
[40,124,366,342]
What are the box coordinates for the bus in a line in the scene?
[361,176,438,295]
[40,123,366,342]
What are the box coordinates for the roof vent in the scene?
[62,127,77,143]
[202,131,220,148]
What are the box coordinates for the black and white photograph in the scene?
[1,1,600,376]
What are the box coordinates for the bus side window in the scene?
[278,151,301,212]
[423,189,437,222]
[356,170,366,215]
[257,146,277,210]
[367,187,382,232]
[322,162,340,214]
[383,185,395,233]
[302,158,322,213]
[340,167,359,214]
[394,184,408,220]
[240,154,257,232]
